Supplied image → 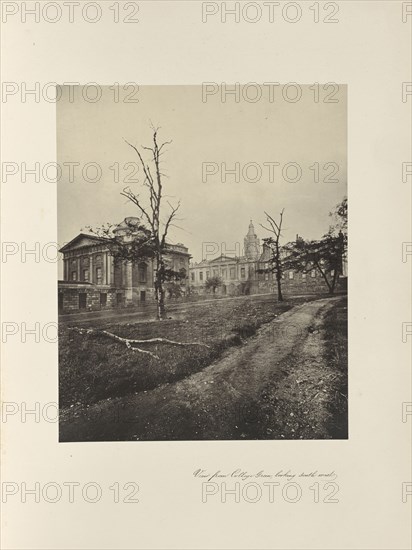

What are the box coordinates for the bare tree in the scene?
[71,127,209,355]
[122,126,181,320]
[259,209,285,302]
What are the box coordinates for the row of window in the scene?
[71,255,103,268]
[191,267,245,282]
[71,267,103,283]
[286,270,335,279]
[190,268,333,283]
[283,271,316,280]
[71,263,148,284]
[115,264,148,284]
[261,270,323,280]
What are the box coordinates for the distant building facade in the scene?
[58,219,190,313]
[189,221,346,297]
[189,221,262,296]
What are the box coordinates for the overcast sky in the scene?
[57,84,347,273]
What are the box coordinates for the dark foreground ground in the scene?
[59,293,347,441]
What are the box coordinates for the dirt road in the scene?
[60,297,343,441]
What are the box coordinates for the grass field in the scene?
[323,297,348,438]
[59,294,322,410]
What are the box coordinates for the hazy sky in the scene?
[57,85,346,272]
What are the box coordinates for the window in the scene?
[191,272,195,281]
[265,272,269,281]
[138,263,147,283]
[240,268,245,278]
[114,265,122,287]
[222,269,227,279]
[96,267,102,284]
[289,271,294,279]
[230,267,235,279]
[206,271,210,279]
[83,269,89,282]
[311,270,316,278]
[302,272,307,279]
[71,259,76,267]
[79,293,87,309]
[331,270,335,276]
[199,272,203,281]
[71,271,77,281]
[213,269,218,277]
[100,293,107,307]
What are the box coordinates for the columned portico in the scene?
[107,254,113,285]
[58,222,190,312]
[104,252,108,284]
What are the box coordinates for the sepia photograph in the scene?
[57,84,348,442]
[3,2,411,548]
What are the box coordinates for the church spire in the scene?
[247,220,256,236]
[244,220,260,260]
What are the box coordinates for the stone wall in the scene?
[58,283,118,313]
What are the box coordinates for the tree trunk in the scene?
[330,268,339,293]
[155,256,166,320]
[277,277,283,301]
[275,248,283,302]
[276,272,283,302]
[316,262,333,294]
[159,287,166,315]
[154,283,166,320]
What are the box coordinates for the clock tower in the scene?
[244,220,260,260]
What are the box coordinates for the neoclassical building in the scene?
[58,218,190,313]
[189,221,342,297]
[189,221,263,296]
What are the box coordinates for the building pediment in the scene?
[209,254,238,263]
[59,234,108,253]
